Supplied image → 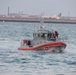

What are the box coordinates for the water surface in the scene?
[0,22,76,75]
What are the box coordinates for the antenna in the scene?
[40,13,45,30]
[8,6,10,16]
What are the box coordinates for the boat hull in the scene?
[18,41,66,52]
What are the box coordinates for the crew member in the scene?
[54,31,59,38]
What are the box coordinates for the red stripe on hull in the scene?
[18,41,66,51]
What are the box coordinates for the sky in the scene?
[0,0,76,17]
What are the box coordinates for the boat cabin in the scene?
[33,30,56,41]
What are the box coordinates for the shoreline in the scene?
[0,16,76,24]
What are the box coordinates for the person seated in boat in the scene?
[54,31,59,38]
[41,33,45,38]
[47,33,51,38]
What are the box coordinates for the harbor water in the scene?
[0,22,76,75]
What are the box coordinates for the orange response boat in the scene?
[18,25,67,52]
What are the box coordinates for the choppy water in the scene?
[0,22,76,75]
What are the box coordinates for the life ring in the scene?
[45,47,48,50]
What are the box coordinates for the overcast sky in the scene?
[0,0,76,16]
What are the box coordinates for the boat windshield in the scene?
[33,32,56,41]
